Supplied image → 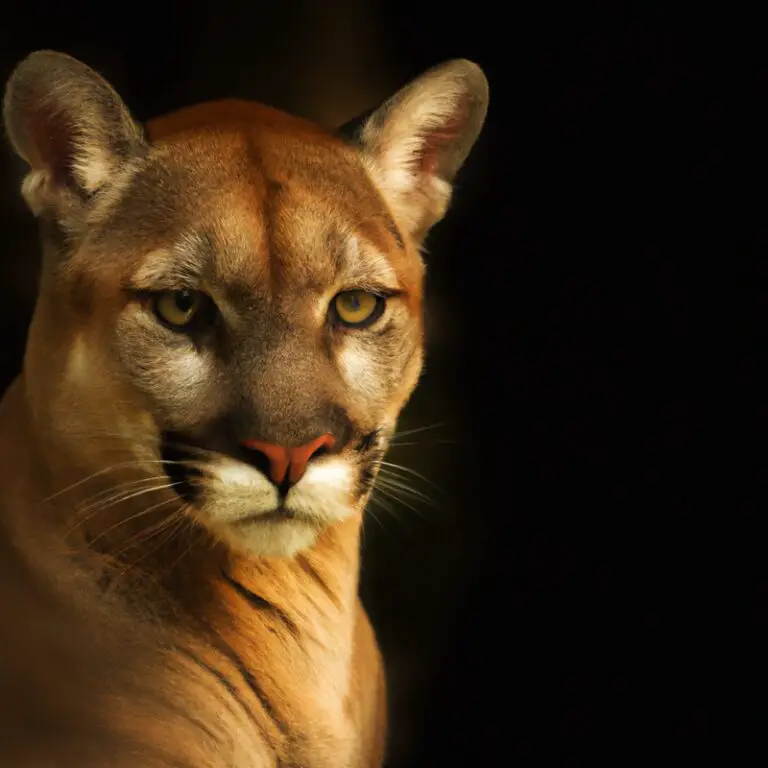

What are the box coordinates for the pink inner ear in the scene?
[418,94,471,176]
[21,97,76,185]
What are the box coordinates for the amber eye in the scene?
[332,290,384,328]
[152,290,205,329]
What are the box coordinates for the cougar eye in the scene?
[152,290,205,329]
[332,291,384,328]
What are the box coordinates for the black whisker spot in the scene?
[356,429,381,453]
[161,431,202,501]
[359,464,378,494]
[357,447,385,499]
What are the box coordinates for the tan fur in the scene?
[0,51,487,766]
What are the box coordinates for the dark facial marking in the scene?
[383,214,404,249]
[356,429,381,453]
[359,462,378,495]
[220,569,300,639]
[161,431,203,501]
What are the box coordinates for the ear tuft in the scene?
[349,59,489,243]
[3,50,146,219]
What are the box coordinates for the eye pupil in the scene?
[174,290,195,313]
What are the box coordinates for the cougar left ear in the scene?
[342,59,489,244]
[3,50,147,226]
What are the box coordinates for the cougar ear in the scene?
[3,50,147,225]
[344,59,489,244]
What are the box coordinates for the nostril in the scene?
[285,434,336,486]
[239,439,290,487]
[309,443,331,461]
[307,433,336,461]
[242,445,272,481]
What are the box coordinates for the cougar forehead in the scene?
[83,101,422,302]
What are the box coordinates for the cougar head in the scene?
[3,51,488,556]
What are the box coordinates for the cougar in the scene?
[0,50,488,767]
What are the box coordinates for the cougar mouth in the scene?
[232,507,298,524]
[158,425,385,537]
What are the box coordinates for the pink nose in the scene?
[240,434,336,488]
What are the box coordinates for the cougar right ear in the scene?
[341,59,489,245]
[3,50,147,224]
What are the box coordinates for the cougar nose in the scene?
[240,434,336,490]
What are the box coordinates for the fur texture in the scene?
[0,51,488,766]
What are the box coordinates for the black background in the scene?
[0,2,762,765]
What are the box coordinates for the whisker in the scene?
[68,484,181,540]
[390,422,446,441]
[388,439,459,448]
[74,481,181,519]
[162,520,206,577]
[366,497,395,536]
[74,475,177,514]
[376,475,439,508]
[379,461,443,492]
[374,483,429,521]
[108,514,188,589]
[43,460,180,504]
[369,492,420,534]
[105,503,187,563]
[80,496,183,548]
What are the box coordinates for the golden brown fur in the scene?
[0,51,487,766]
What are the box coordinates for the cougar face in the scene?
[106,126,424,556]
[4,52,488,557]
